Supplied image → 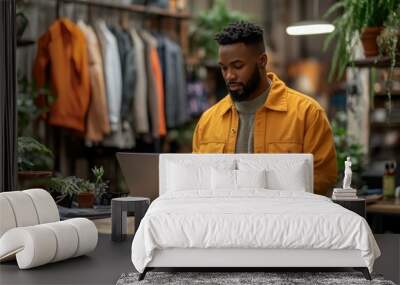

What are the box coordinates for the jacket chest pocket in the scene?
[198,141,225,153]
[267,142,303,153]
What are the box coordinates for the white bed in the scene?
[131,154,380,280]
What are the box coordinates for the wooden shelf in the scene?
[351,55,400,68]
[370,122,400,128]
[374,91,400,98]
[61,0,191,19]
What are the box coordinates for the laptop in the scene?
[116,153,159,200]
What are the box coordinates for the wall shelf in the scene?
[351,55,400,68]
[59,0,192,19]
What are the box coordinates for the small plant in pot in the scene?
[77,180,96,208]
[77,166,109,208]
[17,136,54,188]
[91,166,109,205]
[44,166,108,208]
[323,0,397,81]
[45,176,84,208]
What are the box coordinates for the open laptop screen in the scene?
[116,153,159,200]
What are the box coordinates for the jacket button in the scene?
[231,128,236,133]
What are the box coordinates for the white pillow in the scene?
[167,160,235,192]
[267,163,307,191]
[211,168,267,190]
[238,159,308,191]
[211,168,236,190]
[167,163,210,191]
[237,169,267,188]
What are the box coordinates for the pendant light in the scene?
[286,0,334,36]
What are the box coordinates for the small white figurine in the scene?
[342,157,352,190]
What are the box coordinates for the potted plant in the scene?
[17,76,53,137]
[376,5,400,112]
[377,6,400,63]
[77,179,96,208]
[190,0,249,62]
[17,76,55,188]
[77,166,110,208]
[17,136,54,188]
[91,166,109,205]
[323,0,397,81]
[46,176,84,208]
[44,166,109,208]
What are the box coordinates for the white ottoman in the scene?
[0,189,98,269]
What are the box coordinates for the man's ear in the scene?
[258,53,268,69]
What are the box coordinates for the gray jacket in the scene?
[157,36,188,128]
[109,26,136,124]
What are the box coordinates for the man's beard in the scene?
[228,67,261,102]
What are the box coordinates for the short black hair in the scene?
[215,21,264,47]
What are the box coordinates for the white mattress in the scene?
[131,190,380,273]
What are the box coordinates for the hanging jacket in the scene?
[78,20,110,142]
[192,72,338,196]
[157,36,188,128]
[130,28,149,134]
[141,30,166,138]
[33,18,90,132]
[109,26,136,124]
[95,20,122,132]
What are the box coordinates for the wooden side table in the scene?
[111,197,150,242]
[332,198,366,218]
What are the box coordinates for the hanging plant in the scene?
[323,0,397,81]
[377,5,400,113]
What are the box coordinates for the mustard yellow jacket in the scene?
[192,72,337,196]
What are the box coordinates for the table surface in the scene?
[367,197,400,214]
[58,205,111,220]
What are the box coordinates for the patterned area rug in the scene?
[116,271,395,285]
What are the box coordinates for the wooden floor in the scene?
[0,231,399,285]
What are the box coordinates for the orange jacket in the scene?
[33,18,90,133]
[150,47,167,136]
[192,72,337,195]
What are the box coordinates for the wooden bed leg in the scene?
[354,267,371,280]
[138,268,147,281]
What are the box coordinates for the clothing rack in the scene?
[55,0,191,19]
[54,0,191,54]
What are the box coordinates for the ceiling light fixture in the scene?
[286,0,335,36]
[286,21,335,36]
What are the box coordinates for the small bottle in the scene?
[383,161,396,198]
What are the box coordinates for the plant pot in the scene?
[77,192,95,208]
[361,27,383,57]
[17,171,52,189]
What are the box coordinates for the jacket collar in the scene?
[217,72,288,116]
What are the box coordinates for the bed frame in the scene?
[137,154,372,281]
[139,248,371,280]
